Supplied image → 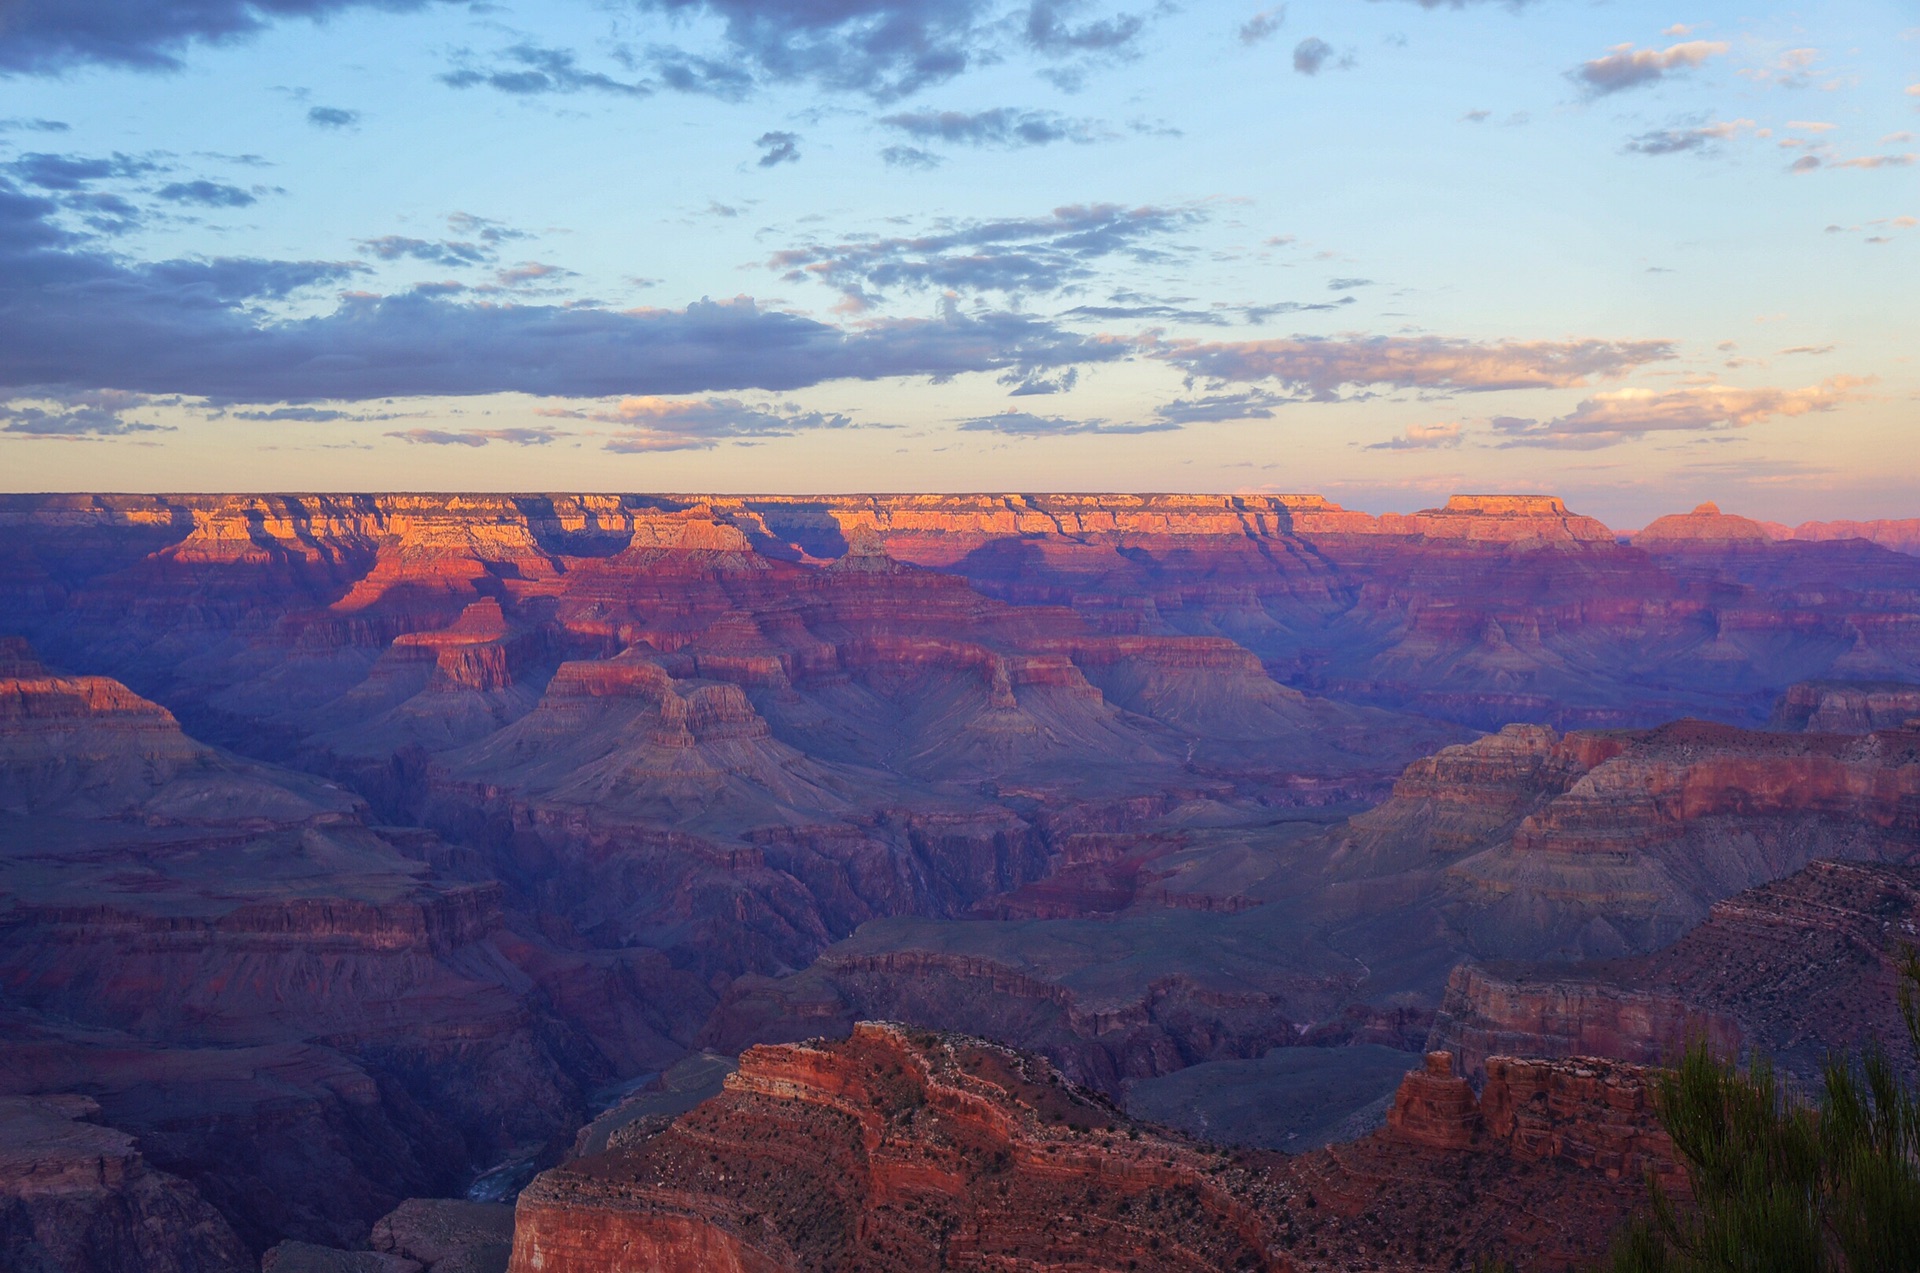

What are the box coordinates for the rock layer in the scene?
[1430,858,1920,1082]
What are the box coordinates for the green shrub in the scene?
[1607,947,1920,1273]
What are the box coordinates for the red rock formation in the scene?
[0,1093,250,1273]
[1326,718,1920,961]
[1632,502,1773,544]
[508,1023,1662,1273]
[1771,679,1920,732]
[1426,965,1740,1082]
[1385,1051,1481,1148]
[1775,517,1920,557]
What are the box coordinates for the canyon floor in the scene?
[3,492,1918,1271]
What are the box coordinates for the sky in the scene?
[0,0,1914,524]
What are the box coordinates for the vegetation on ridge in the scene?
[1609,947,1920,1272]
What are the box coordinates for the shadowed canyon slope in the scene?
[4,492,1920,1266]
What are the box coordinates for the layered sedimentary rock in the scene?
[0,1093,250,1273]
[1632,502,1773,545]
[1325,719,1920,962]
[508,1023,1660,1273]
[0,647,678,1252]
[1430,858,1920,1082]
[1771,679,1920,733]
[9,491,1920,748]
[1773,517,1920,557]
[6,490,1920,1268]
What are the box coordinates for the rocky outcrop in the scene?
[507,1023,1664,1273]
[0,1094,250,1273]
[1327,718,1920,962]
[1426,965,1740,1082]
[1773,517,1920,557]
[1429,859,1920,1082]
[1386,1050,1680,1187]
[1632,502,1773,545]
[1771,680,1920,733]
[371,1198,514,1272]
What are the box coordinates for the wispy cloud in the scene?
[307,106,360,129]
[1624,118,1757,156]
[441,43,651,98]
[534,394,853,451]
[1151,389,1293,423]
[878,107,1103,149]
[156,179,256,208]
[957,409,1175,436]
[1238,7,1285,45]
[388,426,562,447]
[1367,420,1462,449]
[1495,376,1871,448]
[770,202,1207,305]
[1574,40,1727,95]
[1150,333,1674,397]
[0,388,170,438]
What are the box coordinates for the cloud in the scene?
[155,180,256,208]
[231,406,394,421]
[755,131,800,167]
[1239,7,1284,44]
[623,0,1145,102]
[1292,37,1334,75]
[441,44,651,97]
[770,202,1207,303]
[877,107,1101,148]
[1023,0,1144,55]
[536,394,853,451]
[0,179,1112,402]
[1789,151,1917,174]
[359,235,492,267]
[5,152,158,191]
[495,261,574,288]
[1829,153,1916,169]
[0,388,168,438]
[1495,376,1871,447]
[1151,389,1292,423]
[0,0,456,75]
[1739,47,1821,90]
[1574,40,1727,95]
[0,118,69,132]
[650,49,757,100]
[307,106,360,128]
[1624,118,1756,156]
[1326,277,1372,291]
[957,409,1175,436]
[388,426,561,446]
[1150,333,1675,398]
[880,145,944,170]
[1367,420,1462,450]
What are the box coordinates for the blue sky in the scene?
[0,0,1913,523]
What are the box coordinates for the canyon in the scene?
[2,491,1917,1270]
